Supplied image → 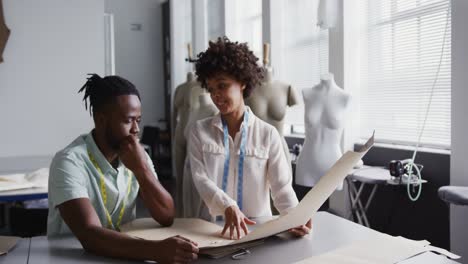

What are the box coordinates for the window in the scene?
[229,0,263,58]
[207,0,224,41]
[281,0,329,128]
[237,0,263,58]
[358,0,451,149]
[184,0,193,72]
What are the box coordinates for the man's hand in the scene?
[154,235,199,264]
[118,135,148,174]
[222,205,256,240]
[119,135,175,227]
[288,218,312,237]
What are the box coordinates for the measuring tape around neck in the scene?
[221,110,249,211]
[87,150,132,230]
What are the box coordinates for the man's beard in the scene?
[104,127,121,151]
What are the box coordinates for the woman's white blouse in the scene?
[188,107,298,218]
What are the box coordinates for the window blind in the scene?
[184,0,193,72]
[233,0,263,58]
[206,0,262,58]
[359,0,451,149]
[282,0,329,126]
[207,0,223,41]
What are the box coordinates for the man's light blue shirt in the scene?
[47,132,157,236]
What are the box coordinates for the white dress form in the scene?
[172,72,204,216]
[245,67,300,163]
[295,73,350,188]
[182,93,218,219]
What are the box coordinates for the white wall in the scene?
[0,0,104,168]
[105,0,165,130]
[450,0,468,260]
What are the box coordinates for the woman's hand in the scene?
[221,206,256,240]
[289,219,312,237]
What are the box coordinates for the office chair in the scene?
[140,126,160,160]
[140,125,172,180]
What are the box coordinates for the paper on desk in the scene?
[0,236,20,255]
[0,168,48,192]
[24,167,49,188]
[0,176,34,192]
[233,132,374,245]
[293,234,459,264]
[121,218,264,257]
[122,218,230,248]
[122,134,374,249]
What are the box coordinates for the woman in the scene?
[188,37,312,240]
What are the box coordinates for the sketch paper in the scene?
[122,218,230,248]
[121,134,375,249]
[0,236,19,255]
[293,234,459,263]
[0,168,49,192]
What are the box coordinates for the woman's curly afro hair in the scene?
[194,36,264,98]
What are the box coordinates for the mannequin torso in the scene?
[172,72,204,216]
[172,73,203,135]
[184,93,218,138]
[0,1,10,63]
[245,68,299,164]
[182,93,218,218]
[295,73,350,187]
[245,68,300,135]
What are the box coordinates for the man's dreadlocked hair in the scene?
[195,36,264,98]
[78,74,140,116]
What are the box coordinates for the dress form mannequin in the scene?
[0,1,10,63]
[245,67,300,163]
[182,93,218,218]
[172,72,204,216]
[295,73,350,190]
[184,93,219,138]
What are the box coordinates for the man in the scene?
[47,74,198,263]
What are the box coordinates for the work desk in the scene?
[0,237,29,264]
[0,187,48,202]
[1,212,461,263]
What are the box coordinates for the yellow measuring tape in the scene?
[88,150,132,230]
